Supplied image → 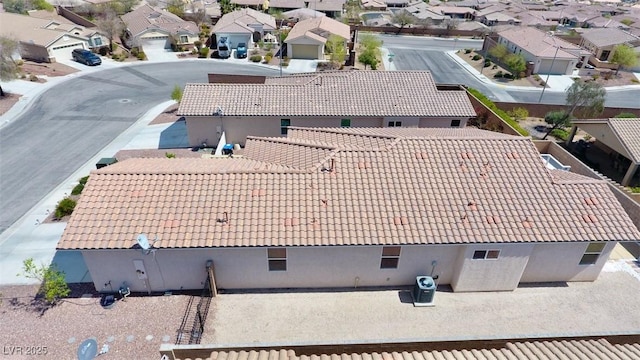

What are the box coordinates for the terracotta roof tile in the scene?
[121,4,199,37]
[177,71,477,118]
[58,128,640,250]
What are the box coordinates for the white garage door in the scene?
[538,59,571,75]
[141,37,170,50]
[50,43,84,63]
[291,44,319,60]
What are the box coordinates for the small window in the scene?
[450,119,461,127]
[579,242,606,265]
[387,121,402,127]
[93,37,102,46]
[280,119,290,135]
[268,248,287,271]
[180,35,188,43]
[380,246,401,269]
[341,119,351,127]
[473,250,500,260]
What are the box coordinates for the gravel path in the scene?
[0,284,190,359]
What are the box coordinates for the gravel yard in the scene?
[0,284,191,359]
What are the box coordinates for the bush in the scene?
[550,128,570,141]
[466,88,529,136]
[98,47,109,56]
[131,47,139,56]
[264,53,273,63]
[483,59,491,67]
[614,112,638,118]
[79,176,89,185]
[19,258,70,304]
[29,74,38,82]
[508,107,529,121]
[194,40,202,49]
[55,197,76,219]
[533,74,541,81]
[592,74,600,80]
[199,47,209,58]
[165,152,176,158]
[494,71,503,78]
[472,54,482,61]
[71,183,84,195]
[464,49,472,54]
[136,51,147,60]
[250,55,262,62]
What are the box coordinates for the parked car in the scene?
[236,42,247,59]
[217,37,231,59]
[72,49,101,66]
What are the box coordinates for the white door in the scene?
[50,43,84,63]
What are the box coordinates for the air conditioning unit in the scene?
[413,276,436,307]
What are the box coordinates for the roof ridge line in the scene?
[246,136,338,151]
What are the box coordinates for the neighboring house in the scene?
[282,8,326,22]
[212,8,276,50]
[494,27,590,75]
[230,0,264,9]
[362,0,387,10]
[0,10,108,63]
[568,118,640,186]
[477,11,521,26]
[431,6,475,20]
[579,28,640,69]
[403,2,449,24]
[307,0,344,18]
[162,338,640,360]
[57,127,640,294]
[177,71,477,147]
[285,16,350,59]
[121,5,199,51]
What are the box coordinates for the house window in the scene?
[472,250,500,260]
[579,242,606,265]
[450,119,461,127]
[93,37,102,46]
[180,35,188,43]
[268,248,287,271]
[387,121,402,127]
[281,119,290,135]
[380,246,401,269]
[599,50,611,61]
[341,119,351,127]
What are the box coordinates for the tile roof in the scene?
[498,27,583,59]
[121,4,199,38]
[177,71,477,117]
[285,16,351,43]
[282,8,326,21]
[172,338,640,360]
[0,11,91,48]
[58,128,640,250]
[580,28,640,47]
[574,118,640,163]
[212,8,276,34]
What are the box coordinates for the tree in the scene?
[391,10,416,33]
[488,44,508,60]
[19,258,70,304]
[95,8,123,53]
[358,34,382,70]
[166,0,185,18]
[3,0,27,13]
[0,37,20,97]
[542,80,606,139]
[504,53,526,78]
[219,0,237,15]
[359,34,382,53]
[326,35,346,68]
[171,85,183,102]
[358,49,378,70]
[610,44,639,75]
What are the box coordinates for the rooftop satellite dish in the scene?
[137,234,150,250]
[77,338,98,360]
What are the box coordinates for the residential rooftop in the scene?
[285,16,351,44]
[177,71,477,117]
[498,27,585,59]
[57,127,640,250]
[579,28,640,48]
[121,4,198,37]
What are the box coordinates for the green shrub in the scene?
[494,71,503,78]
[630,187,640,193]
[550,128,570,141]
[55,197,76,219]
[472,54,482,61]
[71,183,84,195]
[632,78,640,84]
[29,74,38,82]
[466,88,529,136]
[199,47,210,58]
[250,55,262,62]
[465,49,472,54]
[264,54,273,63]
[79,176,89,185]
[266,51,274,58]
[165,152,176,158]
[592,74,600,80]
[483,59,491,67]
[508,107,529,121]
[614,112,638,118]
[194,40,202,49]
[19,258,70,304]
[131,47,139,56]
[136,51,147,60]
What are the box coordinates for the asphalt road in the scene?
[376,34,640,107]
[0,62,281,234]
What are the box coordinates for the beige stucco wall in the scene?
[520,242,615,282]
[451,243,534,292]
[185,116,470,147]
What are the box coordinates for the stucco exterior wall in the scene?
[520,242,615,282]
[451,244,534,292]
[185,116,471,147]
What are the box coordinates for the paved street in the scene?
[0,62,281,235]
[377,34,640,107]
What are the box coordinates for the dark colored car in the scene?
[72,49,102,66]
[236,42,247,58]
